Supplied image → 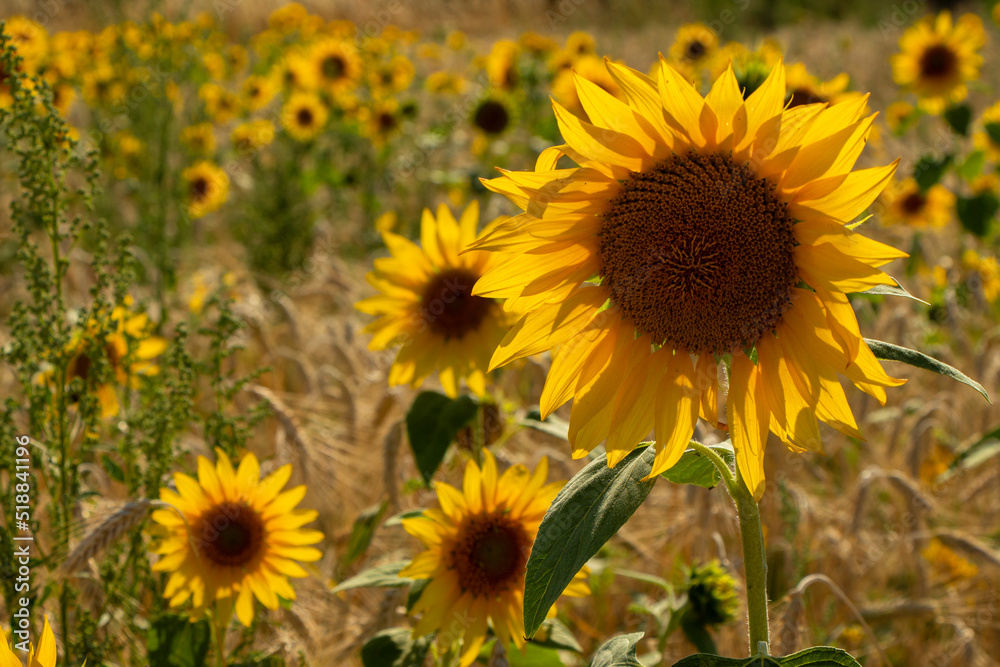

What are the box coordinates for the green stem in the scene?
[688,441,769,656]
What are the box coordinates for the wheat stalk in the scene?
[59,500,153,576]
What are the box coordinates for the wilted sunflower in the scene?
[355,202,508,398]
[892,11,984,114]
[182,161,229,219]
[1,615,59,667]
[881,178,954,228]
[151,449,323,627]
[281,92,328,142]
[400,450,589,666]
[471,60,906,499]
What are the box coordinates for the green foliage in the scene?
[956,192,998,237]
[864,338,990,401]
[147,614,212,667]
[524,445,658,637]
[662,442,735,489]
[589,633,645,667]
[670,646,863,666]
[913,153,952,192]
[331,560,412,592]
[405,390,479,484]
[360,628,430,667]
[943,104,972,136]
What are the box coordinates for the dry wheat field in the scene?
[1,1,1000,666]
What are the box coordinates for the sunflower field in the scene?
[2,1,1000,665]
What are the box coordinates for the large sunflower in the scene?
[150,449,324,627]
[1,616,58,667]
[891,11,985,114]
[470,59,906,499]
[355,202,509,398]
[400,450,589,666]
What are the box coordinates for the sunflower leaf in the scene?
[943,103,972,136]
[864,338,990,403]
[342,499,389,568]
[661,441,735,489]
[360,628,431,667]
[147,614,211,667]
[523,446,657,637]
[670,646,862,666]
[331,560,412,592]
[860,282,929,305]
[521,408,570,441]
[985,122,1000,148]
[406,391,479,485]
[590,632,645,667]
[913,153,952,192]
[956,192,999,238]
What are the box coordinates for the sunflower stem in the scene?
[688,441,769,655]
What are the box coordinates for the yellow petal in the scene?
[728,354,769,501]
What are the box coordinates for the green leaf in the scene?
[147,614,211,667]
[332,560,412,593]
[523,446,657,637]
[671,645,862,666]
[100,454,125,483]
[913,153,952,192]
[985,122,1000,148]
[342,499,389,567]
[531,618,583,653]
[521,408,570,441]
[661,441,734,489]
[360,628,430,667]
[864,338,990,402]
[679,614,717,655]
[406,577,429,612]
[384,509,425,527]
[860,282,929,305]
[478,640,568,667]
[956,150,986,181]
[943,103,972,136]
[590,633,645,667]
[613,568,674,592]
[406,391,479,484]
[956,192,999,237]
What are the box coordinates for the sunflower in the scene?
[281,92,327,142]
[355,202,508,398]
[784,62,858,108]
[471,95,514,137]
[180,123,217,155]
[881,178,954,228]
[892,11,985,114]
[552,54,623,116]
[182,161,229,219]
[358,98,403,147]
[150,449,324,627]
[198,83,241,125]
[232,119,275,154]
[309,38,361,95]
[1,615,59,667]
[973,101,1000,162]
[3,16,49,70]
[470,60,907,499]
[400,450,589,666]
[668,23,718,81]
[485,40,519,92]
[241,74,278,111]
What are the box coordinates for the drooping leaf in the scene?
[590,633,646,667]
[360,628,430,667]
[531,618,583,653]
[864,338,990,402]
[661,441,734,489]
[524,446,657,637]
[342,499,389,567]
[406,391,479,484]
[671,645,862,666]
[956,192,999,237]
[861,282,929,305]
[521,408,570,441]
[331,560,411,593]
[147,614,211,667]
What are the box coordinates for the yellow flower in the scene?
[552,54,622,114]
[1,615,59,667]
[241,74,278,111]
[445,30,467,51]
[355,202,508,398]
[972,100,1000,162]
[485,40,519,92]
[784,62,858,108]
[368,54,415,94]
[180,123,217,155]
[963,250,1000,302]
[309,38,361,95]
[881,178,954,228]
[3,16,49,70]
[921,538,978,581]
[470,95,514,138]
[358,98,403,147]
[400,451,589,666]
[151,450,324,627]
[472,60,907,499]
[198,83,241,124]
[668,23,719,80]
[281,92,328,142]
[274,50,317,92]
[885,100,915,134]
[565,31,596,57]
[892,11,985,114]
[425,71,466,95]
[232,119,275,154]
[182,161,229,219]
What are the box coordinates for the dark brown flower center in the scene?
[377,111,397,132]
[685,40,706,60]
[919,44,957,81]
[191,177,209,202]
[473,99,509,135]
[321,55,346,81]
[901,191,926,215]
[420,268,492,340]
[786,87,826,108]
[449,512,530,597]
[599,153,798,354]
[192,501,265,568]
[296,107,314,127]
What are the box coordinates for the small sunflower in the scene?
[881,178,954,228]
[1,615,59,667]
[400,450,589,666]
[668,23,718,81]
[180,123,217,155]
[3,16,49,70]
[471,96,514,137]
[151,449,324,627]
[784,62,857,108]
[281,92,327,142]
[199,83,241,125]
[892,11,985,114]
[485,40,519,92]
[182,161,230,219]
[355,202,508,398]
[972,101,1000,162]
[359,98,403,147]
[232,119,275,154]
[472,59,907,499]
[309,38,361,95]
[241,74,278,111]
[274,50,317,92]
